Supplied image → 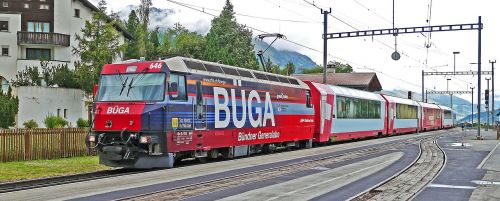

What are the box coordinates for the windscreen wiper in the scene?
[126,68,149,97]
[119,77,129,96]
[126,77,134,97]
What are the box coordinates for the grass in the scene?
[0,156,112,183]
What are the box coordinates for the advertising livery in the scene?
[89,57,315,168]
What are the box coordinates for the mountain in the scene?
[253,40,317,72]
[116,5,318,72]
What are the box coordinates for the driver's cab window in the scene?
[169,73,187,101]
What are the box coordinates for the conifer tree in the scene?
[203,0,259,69]
[72,0,124,86]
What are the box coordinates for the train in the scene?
[87,57,453,169]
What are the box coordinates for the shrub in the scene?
[0,86,18,129]
[76,118,89,128]
[23,119,39,129]
[44,115,68,128]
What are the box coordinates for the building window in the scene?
[27,21,50,32]
[57,109,61,117]
[39,4,49,10]
[0,21,7,32]
[1,47,8,56]
[2,2,8,7]
[64,109,68,118]
[74,9,80,18]
[24,3,30,9]
[0,77,8,93]
[26,48,51,60]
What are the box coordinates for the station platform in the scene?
[416,128,500,201]
[468,129,500,201]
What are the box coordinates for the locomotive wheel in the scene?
[263,144,276,154]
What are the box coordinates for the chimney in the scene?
[326,64,335,74]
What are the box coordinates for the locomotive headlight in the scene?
[140,136,151,144]
[88,135,96,142]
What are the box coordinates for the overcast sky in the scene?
[92,0,499,103]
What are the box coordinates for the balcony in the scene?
[17,32,70,47]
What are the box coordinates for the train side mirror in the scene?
[93,84,98,99]
[169,82,179,98]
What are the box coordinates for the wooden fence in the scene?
[0,128,95,163]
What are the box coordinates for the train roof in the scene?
[417,101,441,109]
[163,57,309,89]
[327,84,385,101]
[438,105,453,111]
[381,94,419,106]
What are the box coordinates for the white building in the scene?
[0,0,132,127]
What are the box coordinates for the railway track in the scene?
[351,138,445,201]
[117,137,427,201]
[0,168,148,194]
[0,131,451,197]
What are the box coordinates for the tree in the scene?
[159,23,205,58]
[72,0,125,86]
[330,61,354,73]
[301,66,323,74]
[136,0,152,57]
[203,0,259,69]
[283,61,295,75]
[147,26,161,60]
[301,61,354,74]
[124,10,140,59]
[0,86,18,128]
[10,66,42,87]
[12,61,80,89]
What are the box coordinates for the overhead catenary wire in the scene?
[167,0,321,24]
[166,0,442,91]
[301,0,426,66]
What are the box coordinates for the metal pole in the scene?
[321,8,331,84]
[422,70,425,102]
[477,16,482,139]
[426,90,428,103]
[453,51,460,75]
[472,87,474,127]
[451,93,454,125]
[454,53,456,74]
[486,78,490,131]
[491,60,496,127]
[447,78,453,125]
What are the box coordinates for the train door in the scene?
[194,81,207,130]
[391,103,396,134]
[319,92,333,142]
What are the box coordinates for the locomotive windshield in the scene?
[96,73,165,102]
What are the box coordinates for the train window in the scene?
[185,60,206,71]
[220,66,240,76]
[277,76,291,84]
[288,78,300,85]
[169,73,187,101]
[204,64,225,74]
[237,69,254,78]
[444,111,452,119]
[396,104,418,119]
[336,96,380,119]
[267,74,280,82]
[336,96,347,118]
[306,90,312,108]
[196,81,203,105]
[253,72,269,81]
